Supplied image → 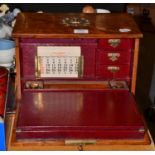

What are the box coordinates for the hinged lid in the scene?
[12,13,142,38]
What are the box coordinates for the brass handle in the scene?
[107,53,120,62]
[108,39,121,48]
[107,66,120,73]
[65,139,96,145]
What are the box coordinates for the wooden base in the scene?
[6,113,155,151]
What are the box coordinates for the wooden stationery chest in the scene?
[6,12,155,150]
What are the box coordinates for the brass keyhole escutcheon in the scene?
[107,53,120,62]
[62,17,90,27]
[108,39,121,48]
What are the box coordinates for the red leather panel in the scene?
[98,39,134,51]
[96,65,130,80]
[20,39,97,79]
[16,91,144,139]
[96,49,131,65]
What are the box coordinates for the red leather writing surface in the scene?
[16,90,144,139]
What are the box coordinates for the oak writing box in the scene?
[6,13,155,150]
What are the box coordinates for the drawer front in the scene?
[96,49,131,65]
[98,39,134,50]
[96,65,130,79]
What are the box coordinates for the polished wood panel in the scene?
[13,13,142,38]
[24,82,110,90]
[6,114,154,150]
[14,39,21,100]
[131,39,140,94]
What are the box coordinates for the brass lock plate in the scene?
[62,17,90,27]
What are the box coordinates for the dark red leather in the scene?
[16,90,144,139]
[96,65,131,80]
[17,38,143,140]
[0,67,8,116]
[96,49,131,65]
[20,38,133,83]
[20,39,97,79]
[98,39,134,51]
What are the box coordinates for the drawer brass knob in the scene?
[107,53,120,61]
[108,39,121,48]
[107,66,120,73]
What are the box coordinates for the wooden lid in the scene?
[12,13,142,38]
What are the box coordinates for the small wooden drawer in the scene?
[96,49,131,65]
[98,39,134,50]
[96,65,130,79]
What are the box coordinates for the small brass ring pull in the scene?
[107,53,120,62]
[107,66,120,73]
[78,145,83,151]
[108,39,121,48]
